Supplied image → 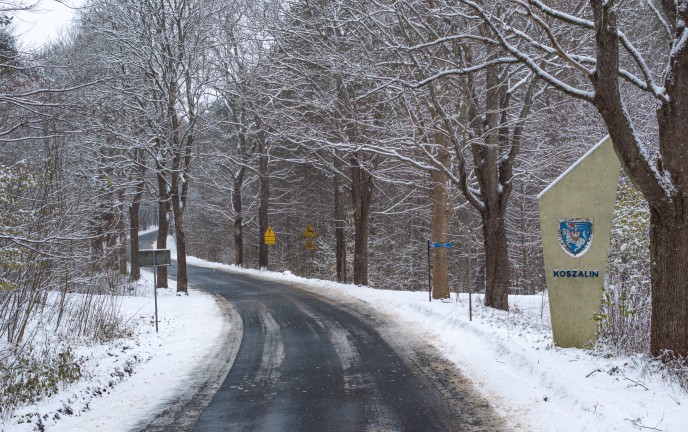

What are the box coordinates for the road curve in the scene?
[139,247,504,431]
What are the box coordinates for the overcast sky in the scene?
[12,0,83,49]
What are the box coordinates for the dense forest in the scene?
[2,0,686,415]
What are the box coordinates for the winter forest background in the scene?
[2,0,682,417]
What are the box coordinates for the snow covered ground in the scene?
[2,240,686,431]
[1,270,232,432]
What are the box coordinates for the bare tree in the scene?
[459,0,688,357]
[86,0,221,293]
[206,3,260,265]
[257,0,384,283]
[338,0,542,306]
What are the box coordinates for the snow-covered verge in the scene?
[3,229,686,432]
[184,253,687,432]
[0,271,231,432]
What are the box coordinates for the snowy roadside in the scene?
[4,231,686,432]
[1,269,232,432]
[183,253,687,432]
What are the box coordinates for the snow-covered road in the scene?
[144,265,502,431]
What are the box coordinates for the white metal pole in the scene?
[153,252,159,333]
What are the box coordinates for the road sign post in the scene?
[427,240,432,302]
[139,249,171,333]
[467,232,472,322]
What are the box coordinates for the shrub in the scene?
[597,179,651,355]
[0,346,83,419]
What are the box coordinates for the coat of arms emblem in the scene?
[558,218,593,257]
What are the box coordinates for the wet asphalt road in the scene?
[139,233,504,432]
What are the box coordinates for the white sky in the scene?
[11,0,83,49]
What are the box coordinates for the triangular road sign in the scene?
[304,238,317,250]
[264,226,276,245]
[303,223,317,237]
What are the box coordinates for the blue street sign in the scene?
[431,242,453,248]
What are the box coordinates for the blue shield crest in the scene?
[558,219,593,257]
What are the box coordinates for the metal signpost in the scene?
[139,249,171,333]
[427,241,453,302]
[467,233,472,322]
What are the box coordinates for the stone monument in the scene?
[538,136,621,348]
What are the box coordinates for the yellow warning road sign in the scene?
[264,226,276,245]
[304,238,317,250]
[303,223,317,237]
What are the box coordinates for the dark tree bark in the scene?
[117,190,127,275]
[129,150,146,281]
[350,154,374,285]
[233,166,246,266]
[430,49,535,310]
[334,77,352,284]
[156,170,169,288]
[129,201,141,280]
[588,1,688,357]
[471,58,511,310]
[334,154,347,283]
[257,116,269,269]
[171,197,188,293]
[431,132,451,299]
[483,0,688,355]
[170,115,192,294]
[481,205,510,309]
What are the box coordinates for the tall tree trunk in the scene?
[170,134,190,294]
[454,51,530,311]
[350,154,373,285]
[257,117,269,269]
[431,132,451,299]
[334,77,352,283]
[156,171,169,288]
[91,212,104,263]
[105,209,118,271]
[129,200,141,280]
[649,209,688,357]
[233,167,245,266]
[647,24,688,356]
[334,154,347,283]
[482,207,510,310]
[650,9,688,356]
[172,197,188,293]
[117,190,127,275]
[129,153,146,281]
[587,2,688,357]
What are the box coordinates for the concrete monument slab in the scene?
[538,136,621,348]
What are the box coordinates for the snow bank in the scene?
[3,232,685,431]
[2,271,231,432]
